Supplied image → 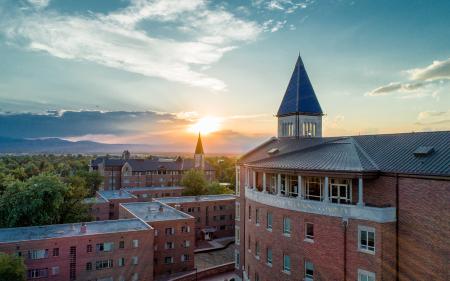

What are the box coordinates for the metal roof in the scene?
[97,190,136,200]
[242,131,450,177]
[0,219,150,243]
[277,54,323,117]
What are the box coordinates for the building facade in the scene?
[91,135,215,190]
[119,202,196,278]
[235,55,450,281]
[156,195,236,241]
[0,220,154,281]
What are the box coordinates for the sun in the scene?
[188,116,221,135]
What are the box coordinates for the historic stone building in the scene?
[91,134,215,190]
[235,55,450,281]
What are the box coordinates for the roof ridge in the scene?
[348,137,380,171]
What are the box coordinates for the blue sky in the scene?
[0,0,449,153]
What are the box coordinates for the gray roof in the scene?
[120,202,193,222]
[97,190,136,200]
[122,186,184,191]
[91,157,214,171]
[0,219,150,243]
[242,131,450,176]
[155,195,236,204]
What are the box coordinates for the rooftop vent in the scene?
[413,146,435,157]
[80,223,87,234]
[267,148,279,155]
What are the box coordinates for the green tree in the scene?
[0,253,26,281]
[207,181,234,195]
[78,171,103,196]
[181,169,208,196]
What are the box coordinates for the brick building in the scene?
[91,134,215,190]
[235,55,450,281]
[0,219,154,281]
[119,202,196,278]
[156,195,236,241]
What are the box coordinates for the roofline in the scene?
[276,112,324,118]
[242,165,380,178]
[237,137,277,163]
[119,201,196,221]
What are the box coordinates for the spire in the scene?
[195,133,204,155]
[276,53,323,117]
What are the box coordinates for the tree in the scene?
[207,181,234,195]
[181,169,208,196]
[78,171,103,196]
[0,174,91,228]
[0,253,26,281]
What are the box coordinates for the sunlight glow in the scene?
[188,116,221,135]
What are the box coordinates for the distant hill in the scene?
[0,136,155,154]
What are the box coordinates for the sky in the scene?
[0,0,449,153]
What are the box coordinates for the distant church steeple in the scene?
[277,53,323,138]
[194,133,205,170]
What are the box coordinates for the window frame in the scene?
[358,225,376,254]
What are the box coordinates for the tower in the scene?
[194,133,205,170]
[277,54,323,138]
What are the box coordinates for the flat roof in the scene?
[121,202,193,222]
[83,197,107,204]
[122,186,184,191]
[0,219,150,243]
[155,195,236,204]
[97,190,136,200]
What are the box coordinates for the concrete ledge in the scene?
[170,262,235,281]
[246,188,396,223]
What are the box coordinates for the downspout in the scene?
[395,173,399,281]
[343,218,348,281]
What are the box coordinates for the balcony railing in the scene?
[245,188,396,223]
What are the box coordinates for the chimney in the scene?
[80,223,87,234]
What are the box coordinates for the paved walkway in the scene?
[195,236,235,253]
[195,244,235,271]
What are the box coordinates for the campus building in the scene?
[119,202,196,278]
[235,55,450,281]
[90,134,215,190]
[0,220,154,281]
[156,195,236,241]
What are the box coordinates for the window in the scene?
[235,226,240,245]
[183,240,190,248]
[255,272,260,281]
[119,241,125,249]
[305,177,322,201]
[266,248,272,265]
[51,266,59,275]
[248,235,251,252]
[283,217,291,235]
[28,249,48,260]
[235,250,240,269]
[236,166,240,196]
[359,226,375,254]
[283,254,291,273]
[87,244,92,253]
[181,254,190,262]
[255,208,260,224]
[248,205,252,220]
[96,242,113,252]
[255,241,260,258]
[28,268,48,279]
[131,256,138,265]
[181,226,190,233]
[165,228,175,235]
[358,269,376,281]
[95,259,113,270]
[165,242,174,249]
[329,178,352,204]
[132,273,139,281]
[267,212,273,230]
[305,223,314,241]
[118,257,125,267]
[86,262,92,271]
[305,260,314,280]
[235,202,240,221]
[164,256,173,264]
[52,248,59,257]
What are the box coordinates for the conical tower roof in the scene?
[195,133,204,154]
[277,54,323,117]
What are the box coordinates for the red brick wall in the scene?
[0,230,154,281]
[172,262,235,281]
[397,176,450,281]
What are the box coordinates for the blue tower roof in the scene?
[277,54,323,117]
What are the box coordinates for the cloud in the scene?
[417,110,448,121]
[27,0,50,9]
[407,58,450,81]
[254,0,312,13]
[367,58,450,97]
[1,0,262,91]
[415,110,450,128]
